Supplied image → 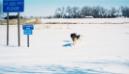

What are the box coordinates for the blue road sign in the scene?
[24,30,32,35]
[23,24,34,30]
[23,24,34,47]
[23,24,34,35]
[3,0,24,12]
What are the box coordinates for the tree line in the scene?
[54,6,129,18]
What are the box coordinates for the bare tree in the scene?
[65,6,72,18]
[121,6,129,17]
[81,6,93,17]
[72,7,80,18]
[92,6,101,18]
[109,8,118,18]
[54,7,65,18]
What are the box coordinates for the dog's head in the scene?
[71,33,76,38]
[70,33,80,41]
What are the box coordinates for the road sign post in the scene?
[6,13,9,46]
[27,35,30,47]
[23,24,34,47]
[18,12,20,46]
[3,0,24,47]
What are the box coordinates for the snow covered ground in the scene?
[0,18,129,74]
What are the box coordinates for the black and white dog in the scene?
[70,33,80,45]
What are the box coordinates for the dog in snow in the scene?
[70,33,80,45]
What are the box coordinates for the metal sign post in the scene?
[27,35,30,47]
[18,12,20,46]
[6,13,9,46]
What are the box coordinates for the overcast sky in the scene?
[1,0,129,17]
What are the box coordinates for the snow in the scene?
[0,18,129,74]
